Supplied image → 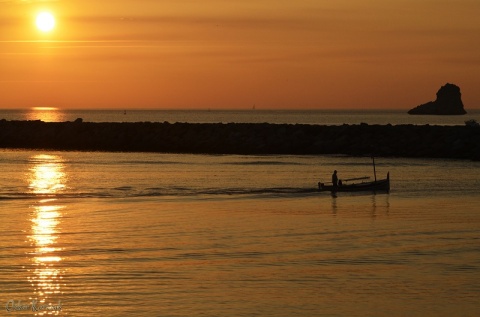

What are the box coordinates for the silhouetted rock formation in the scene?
[1,120,479,160]
[408,83,466,115]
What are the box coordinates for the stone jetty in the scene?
[1,119,479,160]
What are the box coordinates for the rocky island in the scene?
[1,120,479,161]
[408,83,467,115]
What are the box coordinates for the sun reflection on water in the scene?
[27,155,66,315]
[29,155,66,195]
[26,107,64,122]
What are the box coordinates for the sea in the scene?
[0,108,480,125]
[0,109,479,317]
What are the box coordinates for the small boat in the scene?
[318,157,390,193]
[318,173,390,193]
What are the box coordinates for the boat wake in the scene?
[0,186,319,201]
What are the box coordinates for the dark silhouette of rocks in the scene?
[1,120,479,161]
[408,83,467,115]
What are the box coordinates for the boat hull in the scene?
[318,173,390,193]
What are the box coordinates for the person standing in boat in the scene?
[332,170,338,188]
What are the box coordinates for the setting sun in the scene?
[35,12,55,32]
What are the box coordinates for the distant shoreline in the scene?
[1,120,479,161]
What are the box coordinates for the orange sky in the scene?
[1,0,479,110]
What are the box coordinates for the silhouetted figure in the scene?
[332,170,338,188]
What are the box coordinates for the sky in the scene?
[0,0,479,110]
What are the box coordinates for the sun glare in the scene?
[36,12,55,32]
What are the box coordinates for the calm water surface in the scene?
[1,108,480,125]
[0,150,479,316]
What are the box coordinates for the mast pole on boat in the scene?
[372,156,377,182]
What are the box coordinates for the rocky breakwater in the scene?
[1,119,479,160]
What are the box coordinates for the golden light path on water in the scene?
[26,107,64,122]
[27,154,66,315]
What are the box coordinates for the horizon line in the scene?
[1,107,479,111]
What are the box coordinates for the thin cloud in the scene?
[66,13,317,30]
[0,0,58,3]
